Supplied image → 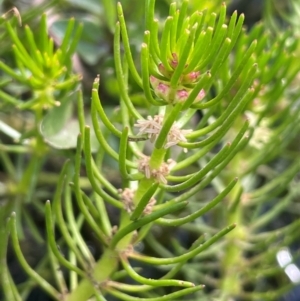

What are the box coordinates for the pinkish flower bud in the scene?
[174,89,189,103]
[170,53,178,68]
[150,76,170,102]
[173,87,205,104]
[195,89,205,102]
[150,75,205,105]
[181,71,200,84]
[158,63,172,78]
[149,75,158,85]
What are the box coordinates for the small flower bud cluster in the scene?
[150,76,205,104]
[150,53,205,104]
[119,188,156,215]
[119,188,135,213]
[138,156,176,184]
[134,115,164,143]
[134,114,192,149]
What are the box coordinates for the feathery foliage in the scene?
[1,1,300,300]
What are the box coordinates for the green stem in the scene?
[66,249,119,301]
[114,127,169,248]
[220,151,246,298]
[220,203,243,299]
[8,213,60,300]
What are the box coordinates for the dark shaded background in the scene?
[1,0,299,300]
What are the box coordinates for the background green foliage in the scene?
[0,0,300,301]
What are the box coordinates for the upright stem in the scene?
[116,147,167,250]
[220,151,246,299]
[66,249,118,301]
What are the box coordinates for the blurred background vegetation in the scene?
[0,0,300,300]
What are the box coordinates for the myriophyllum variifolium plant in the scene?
[5,0,300,300]
[6,1,253,300]
[0,13,82,111]
[0,11,82,240]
